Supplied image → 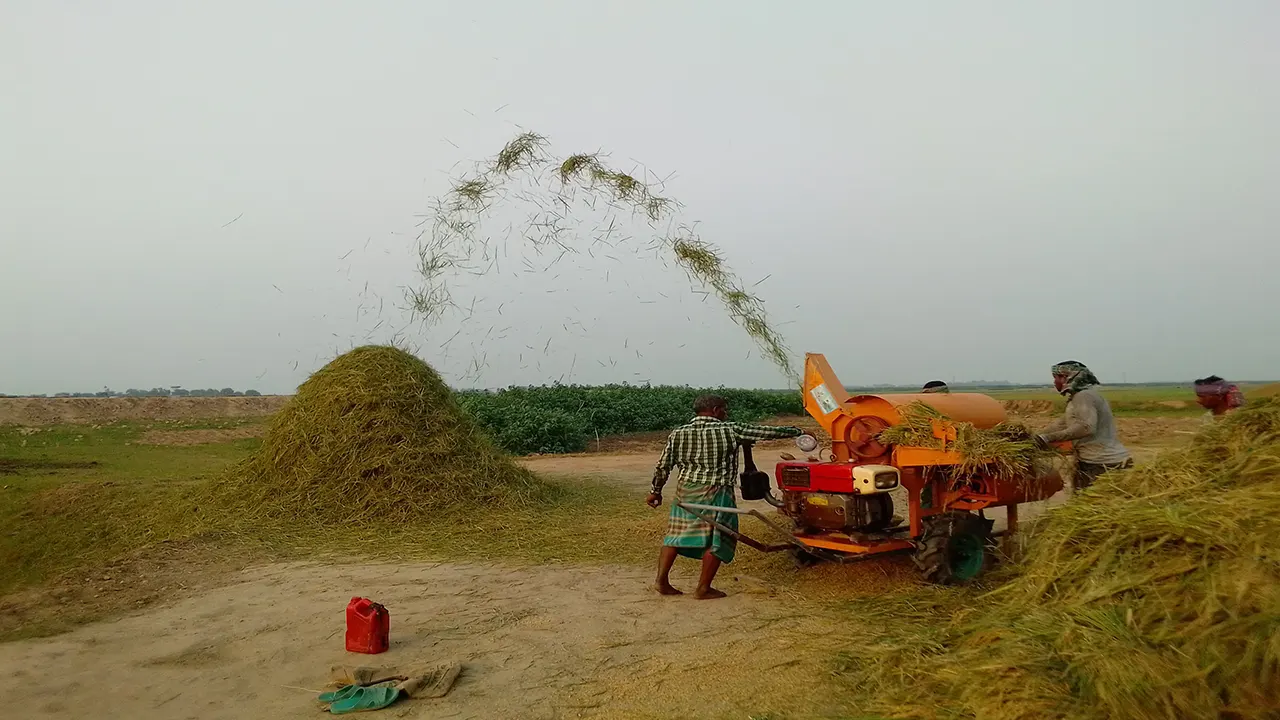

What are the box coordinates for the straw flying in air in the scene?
[409,132,797,380]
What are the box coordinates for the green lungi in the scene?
[664,482,737,563]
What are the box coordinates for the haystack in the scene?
[845,397,1280,719]
[222,346,544,523]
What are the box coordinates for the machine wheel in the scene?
[913,512,995,585]
[791,547,821,568]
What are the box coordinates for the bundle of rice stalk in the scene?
[878,401,1053,482]
[843,396,1280,719]
[217,345,546,524]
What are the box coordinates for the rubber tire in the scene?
[864,493,894,531]
[913,512,996,585]
[791,548,821,568]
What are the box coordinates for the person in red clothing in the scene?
[1194,376,1245,418]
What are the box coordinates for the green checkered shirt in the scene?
[651,416,802,494]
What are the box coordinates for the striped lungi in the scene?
[663,481,737,563]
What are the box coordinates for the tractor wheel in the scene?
[913,512,995,585]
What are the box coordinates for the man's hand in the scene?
[646,492,663,508]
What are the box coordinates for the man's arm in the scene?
[1040,415,1068,435]
[1039,396,1097,443]
[650,435,676,496]
[731,422,804,442]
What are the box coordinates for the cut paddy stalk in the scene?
[842,396,1280,719]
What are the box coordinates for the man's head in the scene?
[693,394,728,420]
[1051,360,1099,396]
[921,380,949,394]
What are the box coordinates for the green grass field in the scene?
[977,383,1273,416]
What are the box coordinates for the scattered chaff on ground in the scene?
[409,132,796,380]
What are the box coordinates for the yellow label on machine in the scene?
[806,496,829,506]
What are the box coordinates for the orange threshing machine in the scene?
[677,353,1065,583]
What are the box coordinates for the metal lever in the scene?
[740,440,758,473]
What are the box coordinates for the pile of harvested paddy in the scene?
[844,396,1280,719]
[878,401,1055,482]
[219,345,544,523]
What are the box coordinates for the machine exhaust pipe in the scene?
[763,490,785,508]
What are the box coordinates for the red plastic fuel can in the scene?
[345,597,390,654]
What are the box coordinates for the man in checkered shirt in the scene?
[648,395,803,599]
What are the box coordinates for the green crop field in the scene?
[456,385,803,454]
[454,383,1254,454]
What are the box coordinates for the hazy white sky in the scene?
[3,1,1278,394]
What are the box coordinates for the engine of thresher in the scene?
[774,461,901,534]
[774,353,1013,536]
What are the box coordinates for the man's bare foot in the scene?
[694,587,727,600]
[654,582,683,596]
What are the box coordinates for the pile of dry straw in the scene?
[845,396,1280,719]
[219,346,544,523]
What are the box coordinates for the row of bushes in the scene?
[455,384,802,455]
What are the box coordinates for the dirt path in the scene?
[0,397,288,427]
[0,561,853,720]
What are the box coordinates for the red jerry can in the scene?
[345,597,390,654]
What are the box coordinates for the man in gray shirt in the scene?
[1037,360,1132,491]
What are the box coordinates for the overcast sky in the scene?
[3,1,1278,394]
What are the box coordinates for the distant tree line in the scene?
[0,387,262,398]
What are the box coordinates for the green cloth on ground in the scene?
[317,685,362,704]
[664,481,737,563]
[325,685,402,714]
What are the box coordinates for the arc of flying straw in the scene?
[410,131,796,379]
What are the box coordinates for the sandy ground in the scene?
[0,562,853,720]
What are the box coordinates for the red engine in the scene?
[775,461,896,534]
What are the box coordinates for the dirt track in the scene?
[0,397,288,427]
[0,562,852,720]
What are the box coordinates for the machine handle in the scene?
[740,441,758,473]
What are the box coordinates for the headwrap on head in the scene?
[1195,377,1245,410]
[1051,361,1100,396]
